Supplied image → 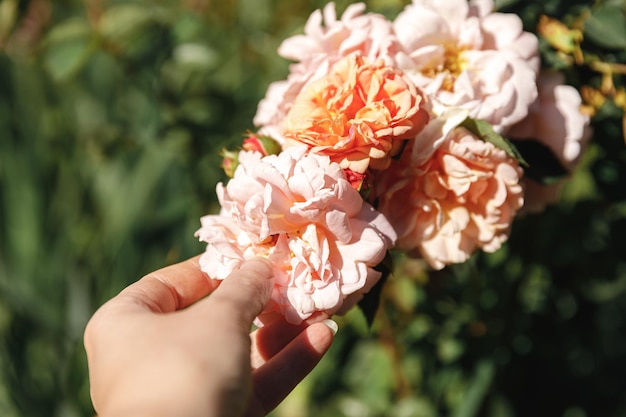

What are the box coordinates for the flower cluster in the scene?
[196,0,590,324]
[197,147,396,324]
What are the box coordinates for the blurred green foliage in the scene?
[0,0,625,416]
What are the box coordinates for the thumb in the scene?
[188,258,275,330]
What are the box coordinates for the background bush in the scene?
[0,0,624,416]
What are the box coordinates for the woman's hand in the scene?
[84,256,336,417]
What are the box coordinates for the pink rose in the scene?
[509,71,591,168]
[196,147,396,324]
[282,55,429,173]
[392,0,539,132]
[253,2,401,138]
[376,122,524,269]
[508,71,591,212]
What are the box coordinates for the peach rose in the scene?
[196,147,396,324]
[376,124,524,269]
[392,0,539,133]
[253,2,401,139]
[282,55,429,173]
[508,71,591,212]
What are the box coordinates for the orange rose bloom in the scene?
[376,126,524,270]
[282,55,429,173]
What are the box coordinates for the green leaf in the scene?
[452,360,495,417]
[460,118,528,166]
[0,0,19,42]
[99,5,171,61]
[510,139,570,185]
[42,19,94,82]
[584,3,626,49]
[358,251,393,328]
[494,0,522,10]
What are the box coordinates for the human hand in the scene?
[84,256,336,417]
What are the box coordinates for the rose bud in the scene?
[242,133,282,156]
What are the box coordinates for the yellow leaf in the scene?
[537,15,582,55]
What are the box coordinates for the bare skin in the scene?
[84,256,335,417]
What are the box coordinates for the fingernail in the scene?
[323,319,338,335]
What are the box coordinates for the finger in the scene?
[250,313,330,369]
[117,255,218,313]
[193,258,274,330]
[245,321,335,417]
[250,319,308,369]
